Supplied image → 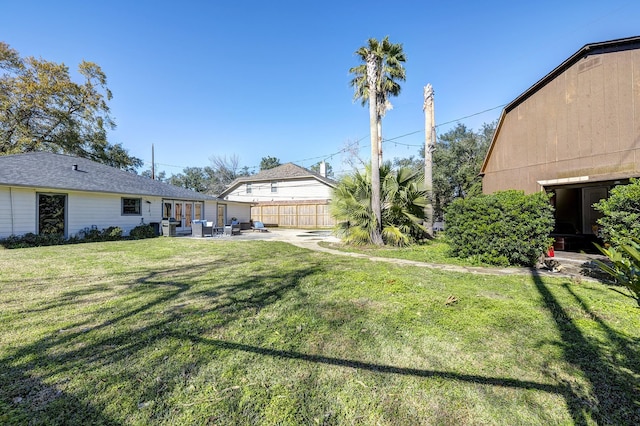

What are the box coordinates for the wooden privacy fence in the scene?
[251,202,335,228]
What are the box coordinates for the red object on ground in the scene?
[547,246,555,257]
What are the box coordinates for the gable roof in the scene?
[219,162,337,197]
[0,152,217,200]
[481,35,640,175]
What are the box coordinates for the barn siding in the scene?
[483,47,640,194]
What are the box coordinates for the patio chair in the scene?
[251,221,269,232]
[203,221,214,237]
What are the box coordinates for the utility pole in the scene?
[423,84,435,238]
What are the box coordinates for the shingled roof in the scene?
[219,162,337,197]
[0,152,217,200]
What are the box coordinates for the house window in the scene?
[246,183,252,194]
[271,182,278,193]
[122,198,141,215]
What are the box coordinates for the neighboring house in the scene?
[0,152,251,239]
[219,162,337,228]
[481,36,640,246]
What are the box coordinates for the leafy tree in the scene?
[331,163,427,246]
[140,167,167,182]
[431,122,495,219]
[0,42,141,170]
[392,155,422,173]
[168,167,210,193]
[309,161,334,178]
[260,156,281,170]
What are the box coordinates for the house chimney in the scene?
[72,164,78,171]
[319,161,326,177]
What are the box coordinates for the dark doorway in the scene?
[38,193,67,236]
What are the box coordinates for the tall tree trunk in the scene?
[367,53,383,245]
[377,118,383,165]
[423,84,435,238]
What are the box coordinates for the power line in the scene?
[436,104,506,128]
[145,102,506,172]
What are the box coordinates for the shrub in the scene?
[331,164,427,246]
[77,226,123,242]
[129,224,157,240]
[594,238,640,307]
[0,232,66,249]
[445,190,554,266]
[593,178,640,246]
[0,226,124,249]
[103,226,123,241]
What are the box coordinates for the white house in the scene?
[218,163,337,228]
[0,152,251,239]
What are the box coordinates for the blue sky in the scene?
[2,1,639,176]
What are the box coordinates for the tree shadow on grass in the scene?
[0,260,317,424]
[531,270,640,424]
[173,332,569,394]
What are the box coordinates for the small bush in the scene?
[594,178,640,247]
[129,224,157,240]
[77,226,124,242]
[445,190,554,266]
[594,238,640,307]
[0,232,66,249]
[103,226,124,240]
[0,226,125,249]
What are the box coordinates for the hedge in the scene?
[445,190,554,266]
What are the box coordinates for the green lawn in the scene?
[320,237,493,267]
[1,238,638,425]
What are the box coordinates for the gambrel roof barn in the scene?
[481,36,640,248]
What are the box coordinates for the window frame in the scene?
[246,183,252,194]
[271,182,278,193]
[122,197,142,216]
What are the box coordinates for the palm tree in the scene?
[331,163,427,246]
[349,36,407,164]
[349,37,406,245]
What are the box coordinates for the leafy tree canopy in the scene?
[0,42,142,171]
[163,155,252,195]
[260,156,281,170]
[168,167,211,193]
[309,161,334,178]
[428,122,495,219]
[140,168,167,182]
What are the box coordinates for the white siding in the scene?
[0,185,252,239]
[225,203,250,223]
[203,200,218,223]
[226,178,333,202]
[67,191,165,237]
[0,187,37,238]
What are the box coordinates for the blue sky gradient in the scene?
[2,1,639,176]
